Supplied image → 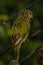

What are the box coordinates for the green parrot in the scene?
[12,9,33,60]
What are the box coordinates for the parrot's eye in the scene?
[30,18,33,22]
[30,12,32,15]
[29,11,33,21]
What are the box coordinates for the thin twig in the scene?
[0,0,9,8]
[28,29,41,40]
[20,45,43,65]
[32,30,41,37]
[0,46,11,56]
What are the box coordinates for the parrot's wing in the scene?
[12,34,23,47]
[12,31,29,47]
[14,35,23,46]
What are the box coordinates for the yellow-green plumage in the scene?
[12,9,33,60]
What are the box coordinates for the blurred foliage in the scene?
[0,0,43,65]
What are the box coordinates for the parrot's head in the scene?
[18,9,33,22]
[25,9,33,21]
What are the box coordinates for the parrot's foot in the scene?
[8,60,20,65]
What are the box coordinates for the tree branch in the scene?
[0,0,9,8]
[20,45,43,65]
[0,46,11,56]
